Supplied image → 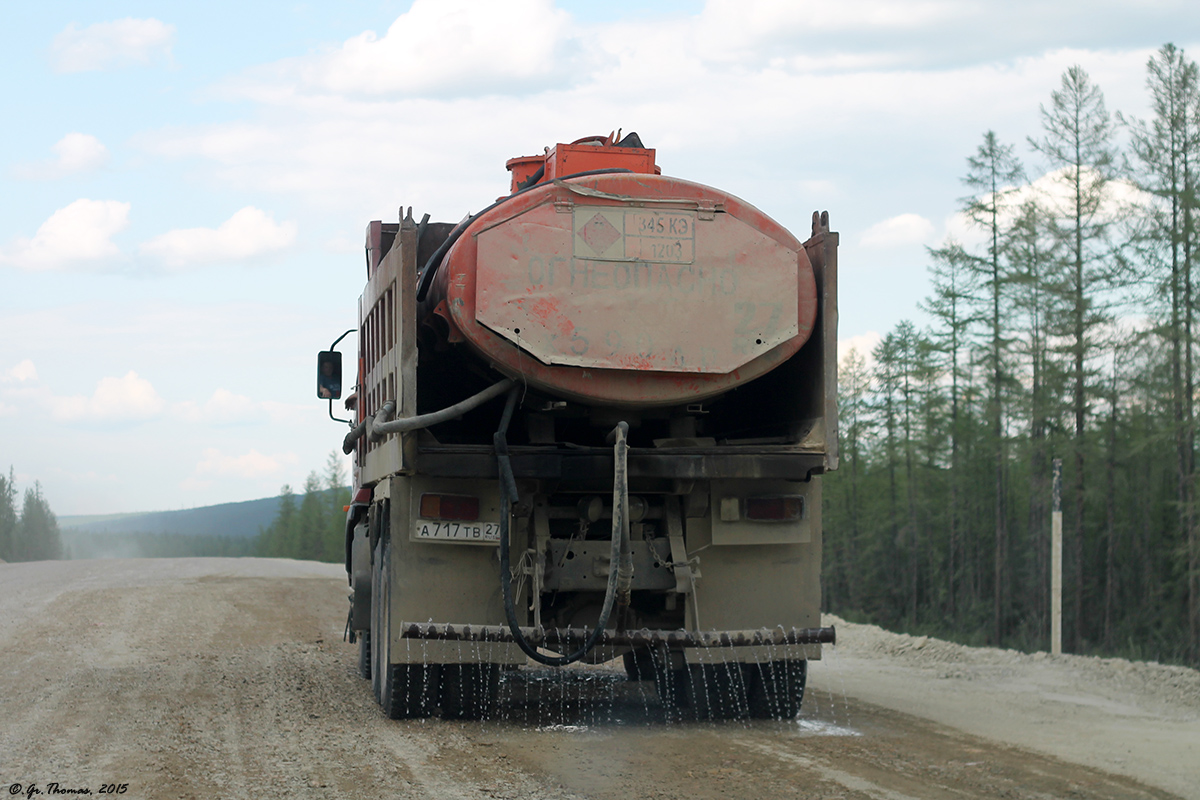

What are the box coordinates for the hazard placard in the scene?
[573,206,695,264]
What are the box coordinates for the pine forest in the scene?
[254,451,353,563]
[0,469,63,563]
[822,46,1200,668]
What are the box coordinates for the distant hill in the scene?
[57,489,351,560]
[60,496,285,539]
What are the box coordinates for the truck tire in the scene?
[382,663,440,719]
[683,662,752,720]
[357,630,371,680]
[748,659,807,720]
[439,663,500,720]
[622,648,656,680]
[371,533,441,719]
[370,537,386,705]
[651,663,688,719]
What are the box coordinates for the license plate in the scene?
[412,519,501,543]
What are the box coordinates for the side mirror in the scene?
[317,350,342,400]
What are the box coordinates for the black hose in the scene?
[416,168,634,303]
[416,212,430,248]
[415,215,472,302]
[515,164,545,191]
[496,385,629,666]
[342,377,515,454]
[617,131,645,149]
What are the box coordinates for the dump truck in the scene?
[320,132,838,720]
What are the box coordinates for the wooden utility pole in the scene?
[1051,457,1063,655]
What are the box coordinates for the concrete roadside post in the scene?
[1051,457,1063,656]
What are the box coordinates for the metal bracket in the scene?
[532,507,550,629]
[664,496,700,631]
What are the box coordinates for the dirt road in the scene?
[1,558,1196,799]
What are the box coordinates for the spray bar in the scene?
[399,622,835,648]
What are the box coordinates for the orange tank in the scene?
[420,136,819,408]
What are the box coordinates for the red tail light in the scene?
[419,494,481,521]
[744,496,804,521]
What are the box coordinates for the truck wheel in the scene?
[748,659,807,719]
[381,663,440,719]
[650,663,689,720]
[370,538,387,705]
[622,648,656,680]
[439,663,500,720]
[683,662,751,720]
[358,630,371,680]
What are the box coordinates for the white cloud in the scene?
[322,234,361,254]
[173,388,267,425]
[860,213,935,248]
[141,25,1159,233]
[941,167,1151,248]
[797,179,840,198]
[689,1,1191,75]
[13,133,110,179]
[0,199,130,272]
[49,371,166,423]
[260,400,317,427]
[50,18,175,73]
[53,133,110,173]
[139,207,297,269]
[277,0,575,97]
[4,360,38,383]
[191,448,297,480]
[695,0,961,65]
[839,331,882,365]
[1023,166,1148,219]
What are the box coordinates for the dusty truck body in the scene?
[329,133,838,720]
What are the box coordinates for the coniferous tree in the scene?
[296,472,326,561]
[324,452,351,563]
[1121,44,1200,658]
[913,332,948,614]
[1029,65,1119,651]
[257,484,295,557]
[921,243,977,618]
[825,347,873,612]
[1006,199,1064,634]
[881,321,927,623]
[1101,343,1126,648]
[16,483,62,562]
[0,468,17,562]
[255,454,350,564]
[873,332,905,617]
[962,131,1025,644]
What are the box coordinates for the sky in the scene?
[1,0,1197,515]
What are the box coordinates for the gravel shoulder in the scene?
[811,614,1200,798]
[1,558,1196,800]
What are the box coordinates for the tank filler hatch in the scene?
[474,197,801,374]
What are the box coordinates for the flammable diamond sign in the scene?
[578,211,622,256]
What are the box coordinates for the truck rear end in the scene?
[328,133,838,720]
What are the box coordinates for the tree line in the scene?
[0,469,63,562]
[823,45,1200,667]
[0,456,350,564]
[255,451,351,563]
